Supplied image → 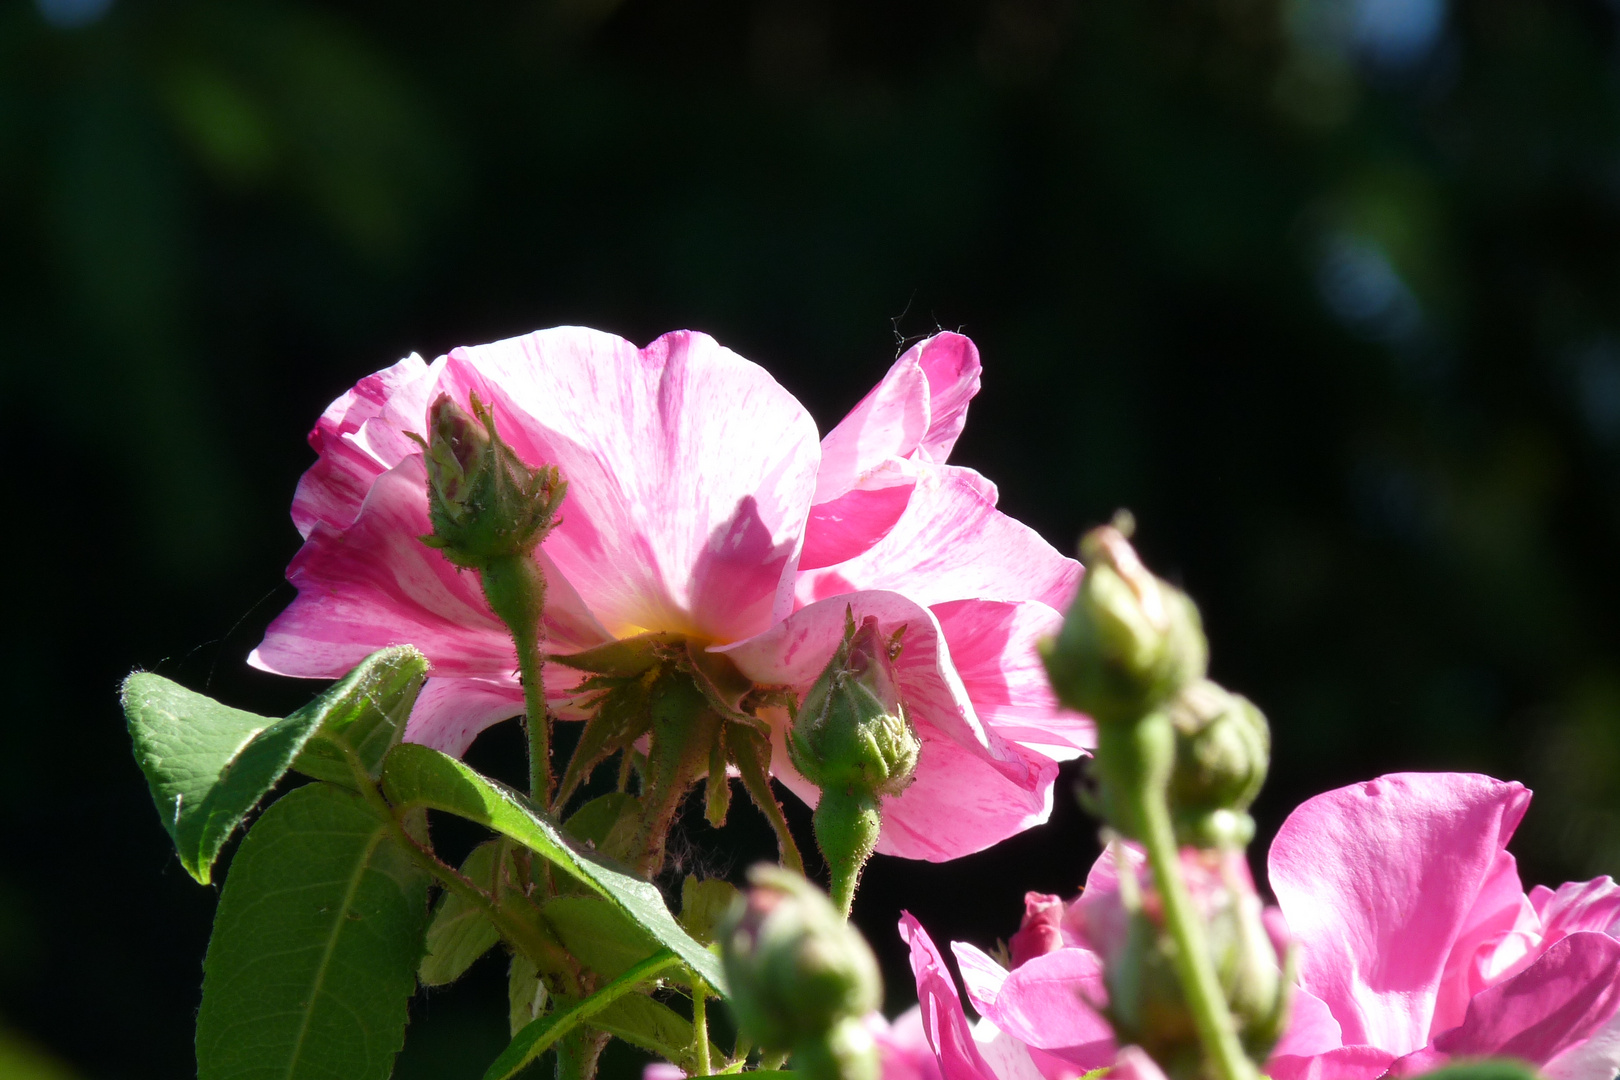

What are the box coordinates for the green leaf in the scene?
[483,951,682,1080]
[196,782,430,1080]
[419,839,502,987]
[121,646,428,884]
[289,646,430,785]
[679,876,742,947]
[381,742,728,994]
[124,675,311,885]
[1404,1062,1540,1080]
[589,993,723,1074]
[542,895,660,978]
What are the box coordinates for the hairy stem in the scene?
[481,555,553,806]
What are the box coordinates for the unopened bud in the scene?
[1074,847,1290,1077]
[720,865,882,1080]
[789,613,919,797]
[414,392,566,569]
[1167,682,1270,849]
[789,611,920,916]
[1041,516,1207,726]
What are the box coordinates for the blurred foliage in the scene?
[5,0,1620,1076]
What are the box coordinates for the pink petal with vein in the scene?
[876,1007,945,1080]
[1271,990,1346,1060]
[952,942,1113,1068]
[292,352,443,537]
[1269,772,1532,1056]
[815,356,929,502]
[404,676,525,757]
[1409,932,1620,1072]
[253,456,612,679]
[1532,877,1620,941]
[930,599,1094,759]
[911,333,982,462]
[900,914,1000,1080]
[799,465,1077,612]
[801,468,918,571]
[443,327,821,642]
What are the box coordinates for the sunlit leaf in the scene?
[381,743,727,993]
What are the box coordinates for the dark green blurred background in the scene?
[6,0,1620,1075]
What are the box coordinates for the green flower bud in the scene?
[719,866,883,1059]
[788,611,920,915]
[414,392,566,569]
[792,1016,880,1080]
[1040,515,1207,726]
[788,612,919,797]
[1167,681,1270,849]
[1086,849,1289,1079]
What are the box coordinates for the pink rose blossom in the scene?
[897,772,1620,1080]
[252,326,1089,860]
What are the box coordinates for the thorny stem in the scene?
[1130,778,1256,1080]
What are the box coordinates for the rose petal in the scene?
[930,599,1094,760]
[1109,1047,1171,1080]
[1543,1007,1620,1080]
[815,356,929,502]
[252,456,612,681]
[402,676,525,757]
[1418,932,1620,1069]
[1532,877,1620,942]
[797,466,1079,613]
[443,327,821,642]
[1266,1046,1395,1080]
[910,333,982,463]
[1270,989,1346,1060]
[876,1007,945,1080]
[292,352,443,538]
[973,1023,1047,1080]
[900,914,1001,1080]
[952,943,1113,1067]
[1268,772,1532,1055]
[801,466,918,571]
[1433,848,1540,1036]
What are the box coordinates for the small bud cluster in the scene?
[1041,515,1287,1080]
[720,866,883,1080]
[1078,849,1290,1076]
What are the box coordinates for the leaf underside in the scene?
[196,783,430,1080]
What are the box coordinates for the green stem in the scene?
[691,977,713,1077]
[1131,776,1255,1080]
[482,555,553,806]
[484,951,681,1080]
[348,745,576,986]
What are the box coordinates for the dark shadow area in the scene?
[6,0,1620,1075]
